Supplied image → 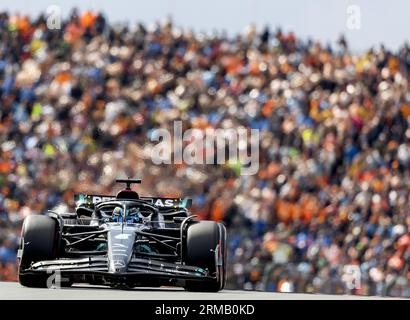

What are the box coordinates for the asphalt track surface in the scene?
[0,281,404,300]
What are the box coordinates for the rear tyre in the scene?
[184,221,226,292]
[18,215,60,288]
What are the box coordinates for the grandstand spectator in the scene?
[0,10,409,296]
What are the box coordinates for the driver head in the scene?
[112,207,123,216]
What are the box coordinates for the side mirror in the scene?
[76,203,95,218]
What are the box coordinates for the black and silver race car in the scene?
[17,179,227,292]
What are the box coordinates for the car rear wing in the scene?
[74,194,192,209]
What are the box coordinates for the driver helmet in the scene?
[112,207,123,217]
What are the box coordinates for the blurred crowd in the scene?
[0,10,409,297]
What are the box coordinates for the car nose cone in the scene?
[107,225,136,273]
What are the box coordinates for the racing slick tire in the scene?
[184,221,226,292]
[219,223,227,289]
[18,214,63,288]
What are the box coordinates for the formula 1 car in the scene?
[17,179,227,292]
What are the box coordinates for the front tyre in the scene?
[18,215,60,288]
[184,221,226,292]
